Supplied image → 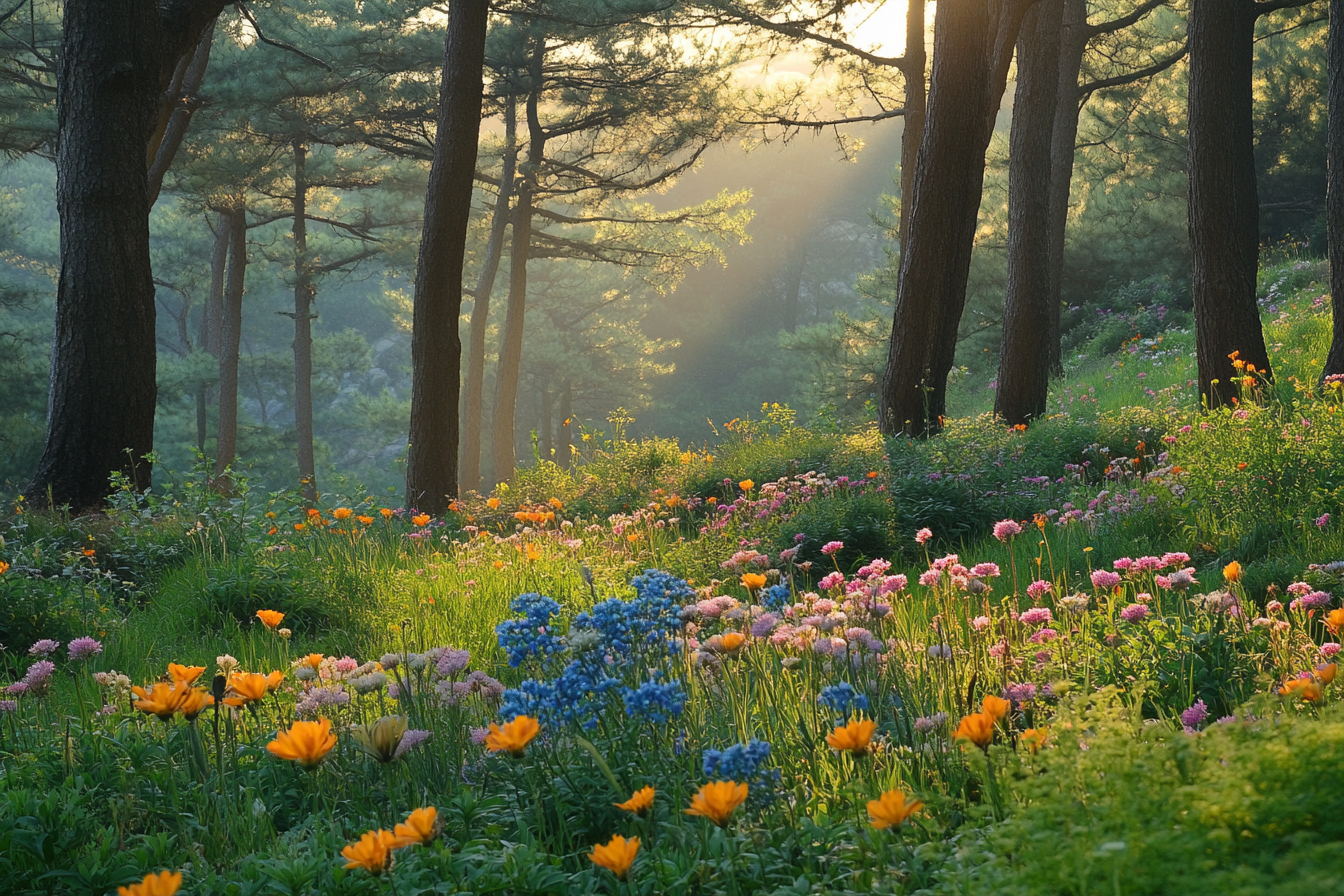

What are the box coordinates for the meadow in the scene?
[2,259,1344,895]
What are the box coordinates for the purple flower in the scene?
[1181,699,1209,732]
[1027,628,1058,644]
[28,640,59,657]
[1003,682,1037,704]
[0,700,15,713]
[1317,513,1331,529]
[1091,570,1121,591]
[750,613,779,638]
[68,637,103,661]
[913,712,947,732]
[436,648,471,677]
[993,519,1023,541]
[295,685,350,718]
[394,729,431,759]
[1119,604,1149,623]
[820,541,844,556]
[1289,591,1332,611]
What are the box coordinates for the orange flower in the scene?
[357,515,374,525]
[333,508,352,520]
[487,497,501,509]
[525,543,542,561]
[589,834,639,879]
[167,663,205,684]
[685,780,748,826]
[738,479,754,491]
[301,653,325,670]
[178,688,214,722]
[0,561,8,575]
[614,785,655,815]
[412,513,431,527]
[741,572,767,591]
[1279,677,1323,702]
[255,609,285,630]
[380,508,394,520]
[392,806,440,846]
[826,718,877,754]
[83,548,96,557]
[1223,560,1242,583]
[1020,726,1050,753]
[718,631,746,654]
[867,789,922,829]
[294,523,306,532]
[118,870,182,896]
[267,717,337,768]
[224,672,270,707]
[493,560,505,570]
[265,670,286,691]
[341,829,399,874]
[1236,462,1248,471]
[306,508,321,518]
[981,695,1011,722]
[485,715,540,756]
[548,497,563,509]
[1316,663,1338,685]
[953,712,995,749]
[132,682,187,721]
[1325,608,1344,635]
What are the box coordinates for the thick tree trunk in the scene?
[1323,0,1344,382]
[214,204,246,477]
[460,96,517,495]
[405,0,490,514]
[1188,0,1271,407]
[879,0,1029,436]
[146,22,213,204]
[291,142,318,501]
[491,40,544,486]
[26,0,161,510]
[996,0,1063,426]
[1044,0,1088,375]
[898,0,927,255]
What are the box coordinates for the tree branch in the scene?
[1077,41,1188,96]
[1255,0,1320,15]
[1085,0,1169,38]
[741,107,904,129]
[233,1,334,71]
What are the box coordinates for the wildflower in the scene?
[1315,662,1338,684]
[615,786,655,815]
[685,781,748,826]
[341,829,399,874]
[1120,603,1149,623]
[915,527,933,544]
[224,672,271,707]
[1280,678,1323,702]
[132,682,187,721]
[357,515,374,525]
[1223,560,1242,583]
[168,664,205,684]
[265,670,286,691]
[485,714,540,756]
[1090,570,1120,591]
[394,730,431,759]
[1317,513,1331,529]
[981,695,1010,721]
[391,806,440,846]
[818,683,869,717]
[622,679,687,723]
[992,519,1023,541]
[267,718,337,768]
[867,789,922,829]
[300,653,324,670]
[741,572,766,591]
[821,541,844,555]
[1020,726,1050,753]
[350,715,409,763]
[118,870,182,896]
[216,654,239,675]
[68,637,102,661]
[913,712,947,732]
[953,713,995,749]
[717,631,746,654]
[1324,609,1344,634]
[255,610,284,630]
[1003,682,1037,705]
[1181,700,1209,730]
[179,688,214,722]
[738,479,754,491]
[1026,580,1052,600]
[590,834,640,879]
[380,508,395,519]
[0,561,7,575]
[412,513,431,526]
[277,628,291,639]
[1019,607,1051,626]
[826,718,877,754]
[28,639,59,656]
[333,507,352,520]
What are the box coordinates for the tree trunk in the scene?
[556,381,572,470]
[198,209,229,452]
[1188,0,1271,407]
[146,22,213,205]
[214,203,246,477]
[1323,0,1344,382]
[405,0,490,514]
[996,0,1063,426]
[1044,0,1088,375]
[898,0,927,255]
[781,233,806,331]
[539,388,553,463]
[291,142,318,501]
[26,0,160,510]
[460,96,517,495]
[491,39,544,486]
[878,0,1029,436]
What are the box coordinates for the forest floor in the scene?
[2,258,1344,895]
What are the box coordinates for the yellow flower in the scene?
[525,543,542,561]
[392,806,440,846]
[350,715,408,763]
[118,870,182,896]
[224,671,271,707]
[953,712,995,749]
[167,663,205,684]
[487,497,501,509]
[685,780,748,826]
[267,717,337,768]
[1223,560,1242,583]
[412,513,431,527]
[341,829,399,874]
[0,561,9,575]
[614,785,655,815]
[740,572,766,591]
[826,718,877,754]
[867,789,922,829]
[178,688,214,722]
[981,695,1011,722]
[589,834,639,879]
[1020,726,1050,753]
[738,479,754,491]
[485,715,540,756]
[255,609,284,630]
[132,682,187,721]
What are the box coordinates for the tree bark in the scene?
[146,22,213,205]
[405,0,490,514]
[556,381,572,470]
[878,0,1032,436]
[291,142,318,501]
[996,0,1063,425]
[215,203,246,477]
[539,388,553,463]
[1323,0,1344,382]
[460,95,517,495]
[1188,0,1272,407]
[26,0,161,510]
[898,0,927,255]
[1044,0,1088,375]
[198,209,229,452]
[491,38,544,486]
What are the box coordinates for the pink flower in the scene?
[1119,604,1148,623]
[879,574,908,595]
[1320,642,1341,658]
[932,554,959,571]
[993,519,1023,541]
[1027,628,1058,644]
[915,527,933,545]
[820,541,844,556]
[818,572,844,591]
[1026,580,1052,600]
[918,569,940,588]
[1113,557,1134,572]
[1091,570,1121,591]
[971,615,991,632]
[1266,600,1284,613]
[1019,607,1052,626]
[67,637,102,661]
[1317,513,1331,529]
[1160,552,1191,568]
[970,562,1001,578]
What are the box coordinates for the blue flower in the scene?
[761,583,792,613]
[495,593,564,667]
[622,678,687,724]
[818,683,869,718]
[702,739,780,803]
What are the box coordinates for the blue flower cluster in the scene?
[703,739,779,786]
[499,655,622,729]
[760,583,792,613]
[572,569,689,658]
[622,677,687,724]
[817,682,869,717]
[496,593,563,668]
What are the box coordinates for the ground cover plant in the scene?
[4,279,1344,894]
